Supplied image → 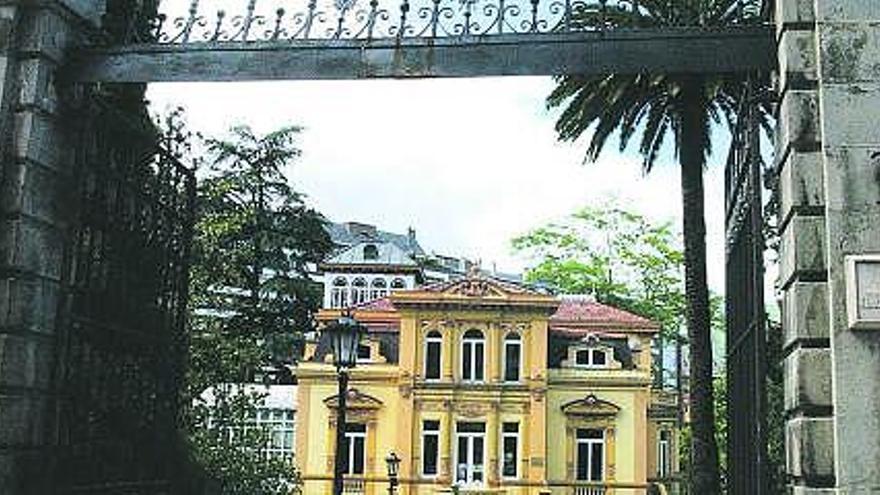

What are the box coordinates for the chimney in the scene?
[407,227,417,248]
[345,222,377,239]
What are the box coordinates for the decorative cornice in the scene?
[319,263,421,274]
[390,276,558,312]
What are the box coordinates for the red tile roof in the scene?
[551,298,654,324]
[354,298,396,312]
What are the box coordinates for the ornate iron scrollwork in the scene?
[115,0,697,44]
[54,92,196,492]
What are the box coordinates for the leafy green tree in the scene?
[513,205,685,333]
[185,123,333,494]
[765,318,786,494]
[545,1,773,490]
[188,385,300,495]
[191,125,333,381]
[513,205,686,387]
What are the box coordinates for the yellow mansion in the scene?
[296,275,678,494]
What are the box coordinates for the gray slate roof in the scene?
[325,241,418,267]
[325,221,425,256]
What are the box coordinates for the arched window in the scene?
[363,244,379,260]
[461,329,485,383]
[331,277,349,308]
[370,278,387,300]
[391,278,406,289]
[424,330,442,381]
[503,333,522,383]
[351,278,368,305]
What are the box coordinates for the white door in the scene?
[455,423,486,486]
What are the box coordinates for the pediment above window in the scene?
[389,274,558,312]
[323,388,383,411]
[561,394,621,418]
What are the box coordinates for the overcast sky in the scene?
[146,77,729,292]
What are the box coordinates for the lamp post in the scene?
[325,312,365,495]
[385,451,401,495]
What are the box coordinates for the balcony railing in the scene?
[342,478,366,494]
[301,476,669,494]
[573,486,607,495]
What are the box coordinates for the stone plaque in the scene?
[846,255,880,330]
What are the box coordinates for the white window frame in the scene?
[421,420,441,478]
[503,334,522,383]
[331,277,349,308]
[221,407,295,460]
[455,423,486,487]
[424,331,443,381]
[574,348,610,369]
[344,423,367,475]
[500,422,520,480]
[658,429,671,478]
[391,278,407,289]
[351,278,369,306]
[370,278,388,300]
[461,330,485,384]
[575,428,605,482]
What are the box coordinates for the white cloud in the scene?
[147,76,727,292]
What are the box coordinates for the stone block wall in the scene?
[0,2,100,493]
[778,0,880,492]
[777,0,834,491]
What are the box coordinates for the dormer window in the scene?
[363,244,379,260]
[575,348,608,368]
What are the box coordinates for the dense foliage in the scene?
[513,205,687,390]
[514,205,685,337]
[183,122,333,494]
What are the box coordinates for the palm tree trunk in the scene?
[676,334,684,426]
[679,75,721,494]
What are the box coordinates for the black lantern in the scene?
[385,452,401,494]
[327,312,366,495]
[326,314,364,369]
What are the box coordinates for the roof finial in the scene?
[467,261,482,279]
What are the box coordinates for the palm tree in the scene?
[546,1,771,492]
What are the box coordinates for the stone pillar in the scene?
[814,1,880,491]
[0,2,102,493]
[778,0,880,492]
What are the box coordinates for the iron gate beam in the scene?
[67,26,774,83]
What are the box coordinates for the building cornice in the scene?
[320,263,421,274]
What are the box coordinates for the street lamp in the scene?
[325,312,365,495]
[385,451,401,494]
